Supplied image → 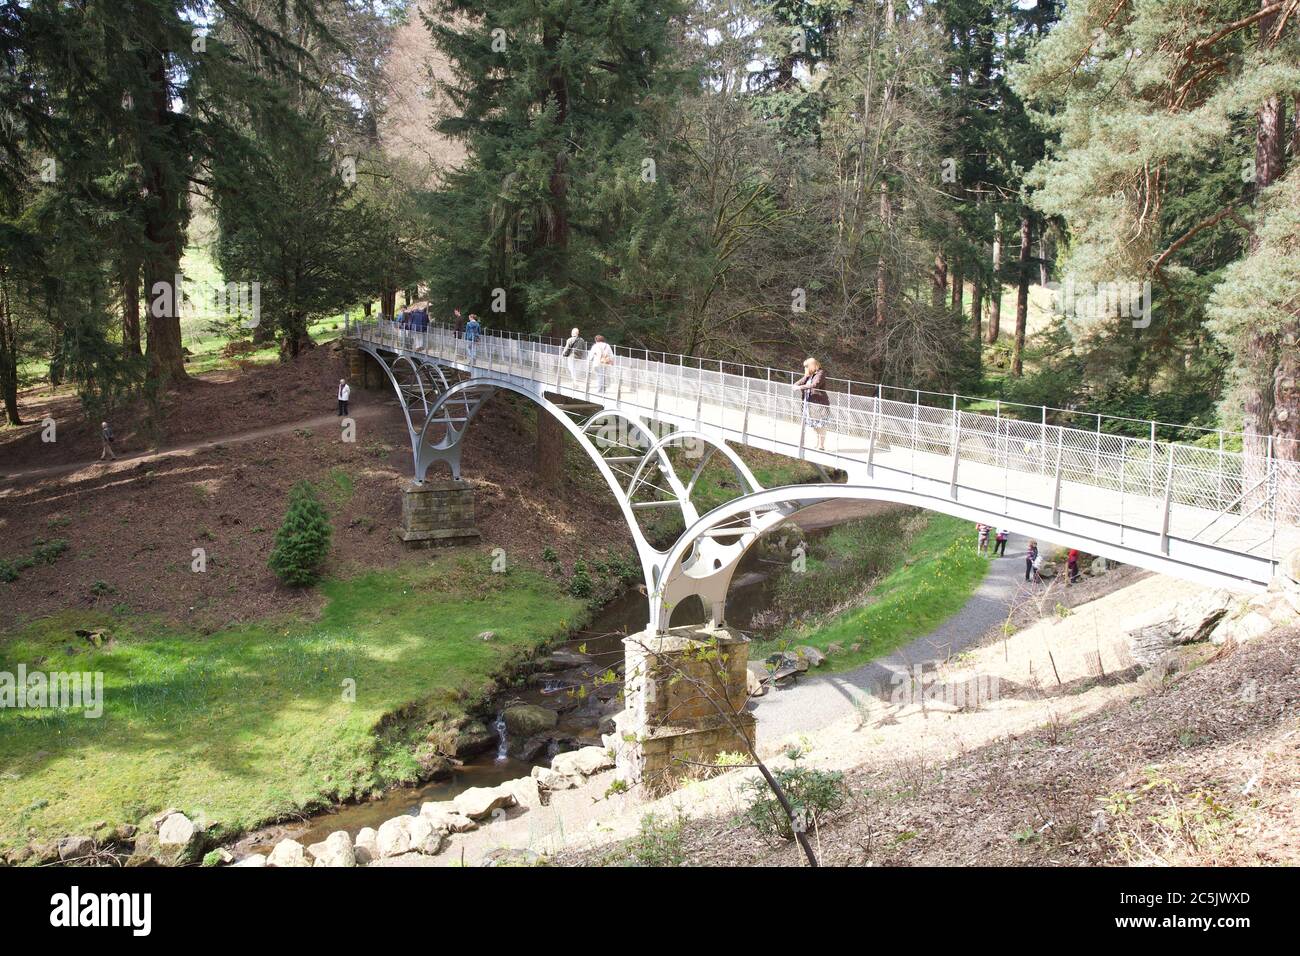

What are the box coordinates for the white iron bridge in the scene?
[348,318,1299,634]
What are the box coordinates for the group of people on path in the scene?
[980,525,1083,587]
[975,523,1008,557]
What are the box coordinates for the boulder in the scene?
[57,835,95,862]
[502,704,559,737]
[452,785,517,820]
[796,646,827,668]
[231,854,267,867]
[150,807,182,830]
[1088,556,1110,576]
[307,831,355,868]
[766,651,809,681]
[156,812,204,864]
[531,766,579,791]
[407,815,446,855]
[453,720,497,759]
[420,803,479,834]
[540,649,594,669]
[502,775,542,810]
[375,816,414,858]
[1124,589,1235,667]
[266,838,309,868]
[746,666,767,698]
[551,745,615,778]
[353,827,378,865]
[508,733,553,763]
[1210,576,1298,647]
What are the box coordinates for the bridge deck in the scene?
[352,320,1299,590]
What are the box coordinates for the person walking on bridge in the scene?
[562,327,587,383]
[587,335,614,394]
[464,313,481,364]
[793,357,830,451]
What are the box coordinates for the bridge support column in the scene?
[612,623,756,795]
[396,480,481,549]
[343,345,366,384]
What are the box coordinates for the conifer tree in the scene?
[269,480,333,587]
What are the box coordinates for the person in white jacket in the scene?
[587,335,614,393]
[337,378,351,416]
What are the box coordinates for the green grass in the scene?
[0,556,583,854]
[757,512,989,672]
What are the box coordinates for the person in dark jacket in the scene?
[793,357,830,450]
[1026,540,1040,583]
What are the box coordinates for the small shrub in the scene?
[268,481,332,587]
[744,758,847,842]
[626,812,687,867]
[567,559,593,599]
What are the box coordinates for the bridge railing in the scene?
[351,317,1299,560]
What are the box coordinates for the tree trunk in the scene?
[535,22,571,489]
[875,183,889,332]
[950,265,964,315]
[0,274,20,425]
[932,252,947,309]
[1273,341,1299,461]
[1245,0,1288,472]
[122,260,141,357]
[1011,215,1031,377]
[971,278,983,347]
[987,213,1002,343]
[141,45,188,387]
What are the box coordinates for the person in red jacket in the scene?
[1067,547,1081,584]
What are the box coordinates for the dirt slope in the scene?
[0,345,634,631]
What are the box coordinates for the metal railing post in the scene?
[1052,426,1064,525]
[1159,449,1176,554]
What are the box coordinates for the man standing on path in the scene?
[99,421,117,461]
[337,378,350,417]
[587,334,614,393]
[562,327,587,383]
[464,313,481,364]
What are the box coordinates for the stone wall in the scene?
[615,623,756,794]
[397,480,480,549]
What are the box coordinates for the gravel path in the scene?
[751,532,1036,744]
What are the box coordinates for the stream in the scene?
[228,500,892,856]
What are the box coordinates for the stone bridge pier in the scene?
[612,622,757,794]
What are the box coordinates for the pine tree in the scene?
[424,0,691,486]
[269,481,333,587]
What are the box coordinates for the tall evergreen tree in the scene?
[425,0,693,486]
